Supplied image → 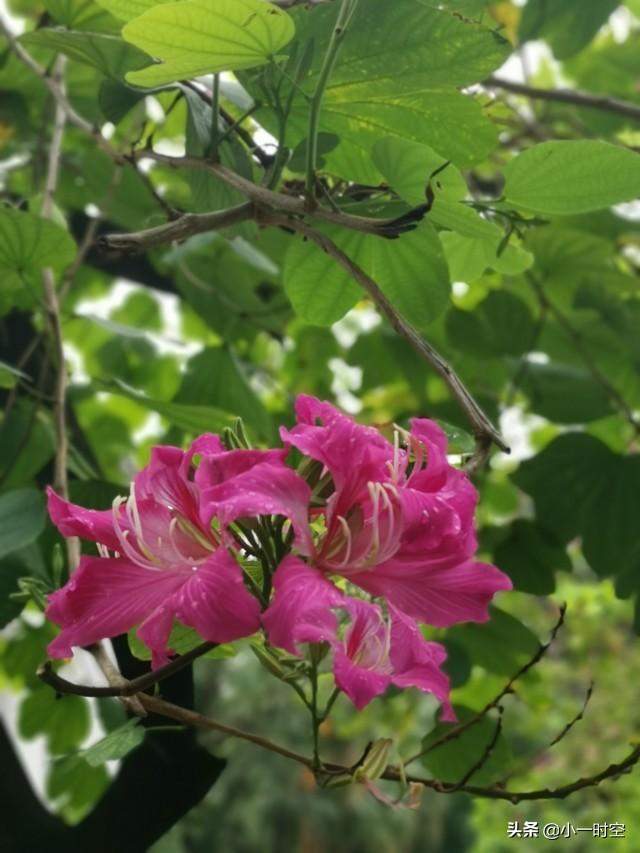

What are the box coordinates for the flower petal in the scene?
[202,461,313,555]
[47,487,120,551]
[333,647,391,710]
[355,555,513,627]
[46,556,186,659]
[262,556,343,656]
[389,608,455,721]
[138,549,261,667]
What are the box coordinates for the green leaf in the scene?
[518,361,613,423]
[421,705,512,785]
[20,29,151,81]
[127,621,236,661]
[372,137,468,206]
[284,229,363,326]
[441,232,533,281]
[0,489,46,560]
[0,207,75,279]
[95,0,173,21]
[513,434,640,578]
[504,141,640,215]
[284,223,450,328]
[519,0,618,60]
[494,520,570,595]
[447,607,540,677]
[277,0,510,180]
[176,347,273,440]
[446,291,535,358]
[103,379,235,434]
[47,755,109,824]
[81,719,145,766]
[44,0,118,31]
[98,79,144,122]
[19,688,90,754]
[123,0,295,88]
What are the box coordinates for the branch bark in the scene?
[484,76,640,123]
[261,213,509,455]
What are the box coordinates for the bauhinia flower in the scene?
[46,437,262,667]
[44,393,510,723]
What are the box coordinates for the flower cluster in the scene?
[46,395,511,718]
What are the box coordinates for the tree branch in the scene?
[38,640,217,697]
[261,213,509,455]
[484,76,640,124]
[98,202,255,253]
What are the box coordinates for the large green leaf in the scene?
[518,362,613,423]
[441,232,533,281]
[372,137,468,206]
[494,520,571,595]
[44,0,119,31]
[275,0,510,180]
[123,0,295,87]
[176,346,273,440]
[0,489,46,560]
[0,207,75,279]
[512,434,640,579]
[284,223,450,328]
[504,141,640,215]
[20,29,151,81]
[104,380,235,434]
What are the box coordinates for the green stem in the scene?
[305,0,359,204]
[310,659,321,769]
[320,687,341,722]
[210,73,220,160]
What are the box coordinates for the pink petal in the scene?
[333,647,391,710]
[47,487,120,551]
[46,556,186,659]
[281,395,393,515]
[389,608,456,722]
[407,418,450,489]
[202,461,313,556]
[138,549,261,667]
[262,556,343,655]
[355,555,512,627]
[195,448,287,492]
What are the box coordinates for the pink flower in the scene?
[279,396,511,627]
[262,557,455,718]
[46,438,261,667]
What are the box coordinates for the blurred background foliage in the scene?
[1,0,640,849]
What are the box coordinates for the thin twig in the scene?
[549,681,594,747]
[484,76,640,124]
[262,213,509,456]
[447,706,504,791]
[406,604,566,766]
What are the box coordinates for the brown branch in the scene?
[99,203,255,253]
[261,213,509,455]
[39,647,640,804]
[484,76,640,124]
[528,275,640,435]
[38,640,217,697]
[406,603,566,766]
